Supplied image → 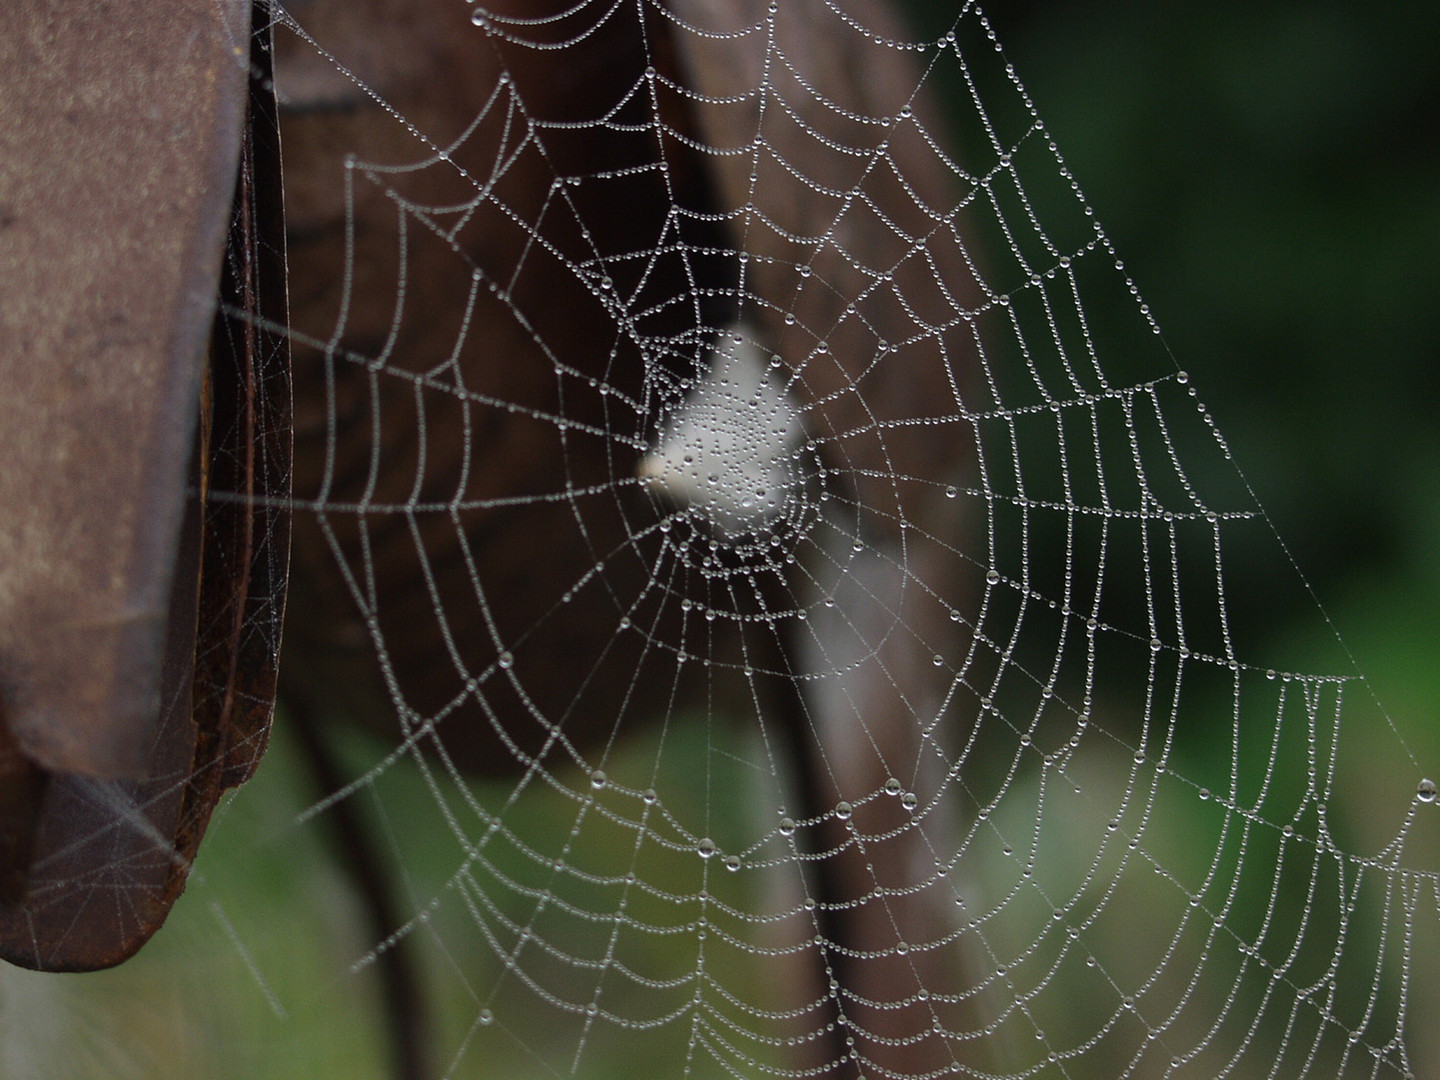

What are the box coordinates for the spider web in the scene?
[5,2,1437,1078]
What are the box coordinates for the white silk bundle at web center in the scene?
[638,326,805,537]
[35,1,1429,1078]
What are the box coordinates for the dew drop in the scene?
[901,792,919,812]
[884,778,903,796]
[779,816,796,836]
[697,838,717,859]
[643,788,658,805]
[723,855,741,872]
[835,801,853,821]
[1418,778,1438,804]
[479,1008,494,1025]
[986,569,1000,585]
[590,770,607,790]
[945,485,957,499]
[497,651,514,670]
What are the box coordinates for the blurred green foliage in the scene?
[974,0,1440,640]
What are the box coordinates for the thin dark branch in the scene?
[286,701,431,1080]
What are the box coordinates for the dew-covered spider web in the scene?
[5,1,1438,1079]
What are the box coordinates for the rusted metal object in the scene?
[0,0,290,971]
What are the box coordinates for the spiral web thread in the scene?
[198,1,1440,1077]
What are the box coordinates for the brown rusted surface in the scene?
[0,717,48,907]
[0,1,289,972]
[187,23,292,806]
[0,446,208,970]
[0,0,251,779]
